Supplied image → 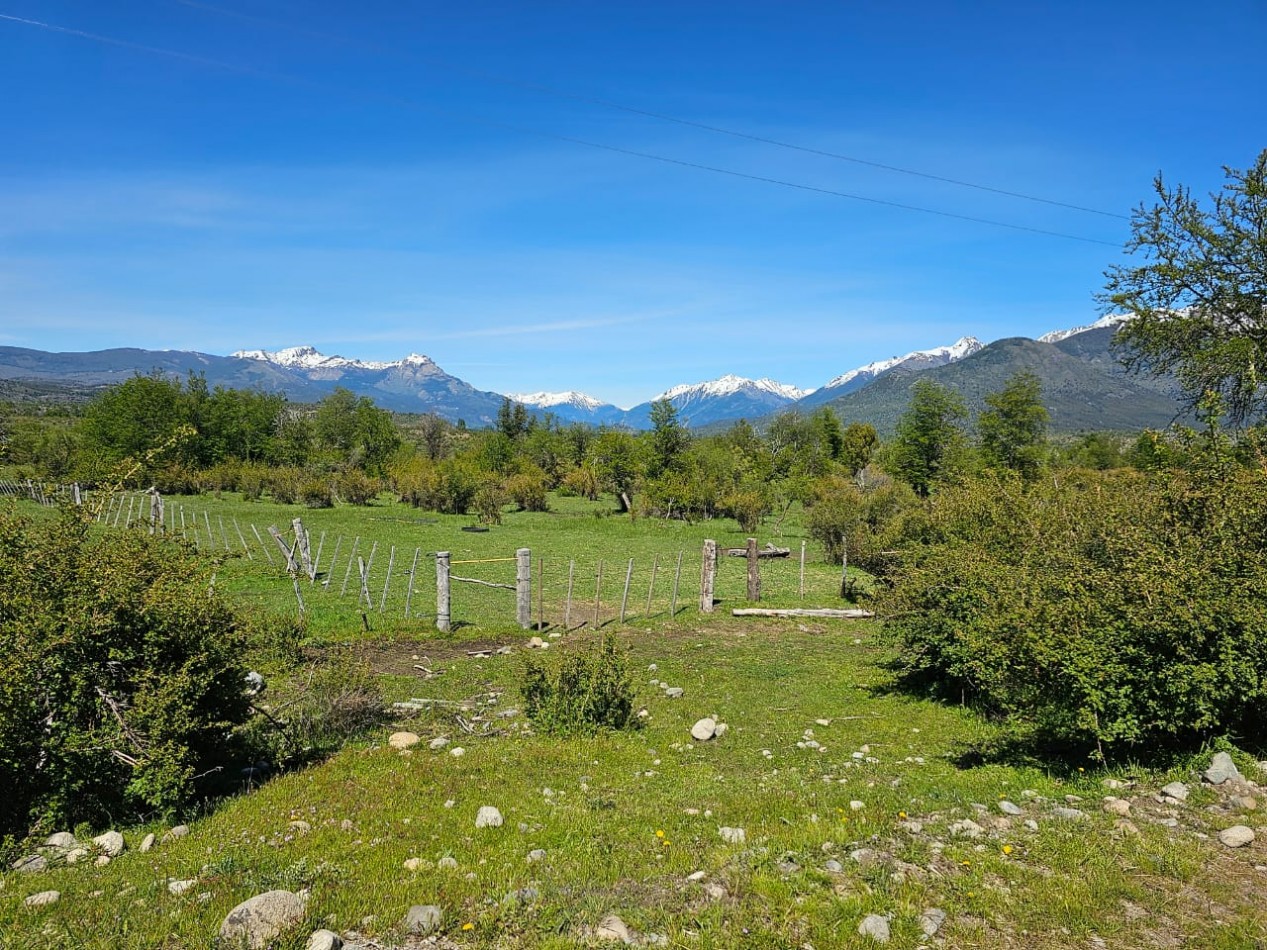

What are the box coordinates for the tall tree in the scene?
[977,371,1048,479]
[889,380,967,495]
[648,398,689,477]
[1101,150,1267,427]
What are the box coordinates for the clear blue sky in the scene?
[2,0,1264,407]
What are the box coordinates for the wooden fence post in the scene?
[564,560,575,629]
[670,550,683,617]
[323,535,342,585]
[150,491,163,535]
[292,518,313,576]
[436,551,451,632]
[746,536,761,602]
[340,537,360,595]
[799,540,806,598]
[405,547,420,618]
[840,545,849,599]
[620,558,634,623]
[700,540,717,613]
[516,548,531,630]
[645,554,659,616]
[537,554,544,631]
[311,531,326,583]
[380,545,396,612]
[593,560,604,628]
[234,518,252,559]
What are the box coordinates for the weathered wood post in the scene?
[564,559,575,629]
[340,537,360,595]
[645,554,659,616]
[620,558,634,623]
[840,546,849,599]
[436,551,451,632]
[700,540,717,613]
[799,540,806,598]
[310,530,326,582]
[746,537,761,601]
[323,535,341,584]
[405,547,420,618]
[670,550,683,617]
[218,516,230,550]
[516,548,532,630]
[593,560,604,627]
[379,545,396,611]
[149,490,163,535]
[362,542,378,608]
[234,518,252,559]
[252,523,275,565]
[72,483,81,506]
[292,518,313,576]
[537,554,544,631]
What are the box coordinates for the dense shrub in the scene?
[559,466,600,501]
[505,469,549,512]
[336,470,379,506]
[806,475,921,573]
[0,509,251,837]
[265,466,303,505]
[474,481,508,525]
[521,634,637,736]
[885,466,1267,754]
[300,477,335,508]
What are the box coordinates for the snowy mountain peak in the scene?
[654,374,812,402]
[231,346,434,372]
[1038,313,1132,344]
[822,336,984,390]
[510,391,609,411]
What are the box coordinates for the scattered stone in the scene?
[168,879,197,896]
[219,890,309,949]
[1233,795,1258,811]
[429,736,449,750]
[596,914,633,943]
[824,859,844,873]
[306,930,343,950]
[898,820,923,834]
[858,914,891,943]
[1218,825,1256,848]
[691,718,717,741]
[24,890,60,908]
[665,687,684,699]
[1103,798,1132,816]
[719,827,746,844]
[1103,779,1127,790]
[1113,819,1140,836]
[527,636,546,648]
[850,848,878,865]
[647,663,657,671]
[403,904,443,935]
[12,855,47,874]
[687,871,707,882]
[245,671,266,695]
[527,849,547,863]
[919,908,947,936]
[404,858,424,871]
[714,723,729,737]
[949,819,984,838]
[1205,752,1243,786]
[1053,807,1086,821]
[703,882,727,900]
[289,820,311,834]
[998,801,1023,816]
[449,747,466,758]
[476,806,504,829]
[1024,819,1039,831]
[1160,781,1189,801]
[388,731,420,750]
[65,848,89,865]
[163,825,190,842]
[139,833,156,853]
[44,832,77,850]
[438,856,459,870]
[93,831,125,857]
[340,819,355,830]
[849,800,865,811]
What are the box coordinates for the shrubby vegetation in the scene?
[521,634,637,736]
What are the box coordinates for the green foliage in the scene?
[505,468,549,512]
[886,465,1267,754]
[313,387,401,475]
[520,634,637,736]
[648,399,689,477]
[888,380,968,495]
[977,371,1049,479]
[474,481,509,525]
[0,509,251,836]
[806,474,920,572]
[1103,150,1267,427]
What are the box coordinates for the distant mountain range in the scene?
[0,314,1187,433]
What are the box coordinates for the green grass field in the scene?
[3,491,1265,948]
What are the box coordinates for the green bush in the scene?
[300,477,335,508]
[336,470,379,506]
[521,634,637,736]
[806,475,921,574]
[885,466,1267,755]
[0,509,252,837]
[505,469,549,512]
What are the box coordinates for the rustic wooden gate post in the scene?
[436,551,451,632]
[516,548,532,629]
[700,539,717,613]
[746,537,761,601]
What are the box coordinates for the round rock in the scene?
[919,907,947,936]
[1218,825,1256,848]
[219,889,309,949]
[44,832,77,850]
[403,904,443,935]
[691,718,717,741]
[25,890,60,908]
[718,826,746,844]
[388,731,420,750]
[596,914,632,942]
[92,831,125,857]
[858,913,891,942]
[306,930,343,950]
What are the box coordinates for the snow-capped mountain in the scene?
[231,345,434,372]
[1038,313,1132,344]
[798,336,984,409]
[508,391,626,425]
[624,374,812,428]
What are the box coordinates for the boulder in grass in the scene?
[219,890,309,949]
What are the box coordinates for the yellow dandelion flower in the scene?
[656,829,665,838]
[898,811,907,819]
[1002,844,1014,855]
[462,922,474,931]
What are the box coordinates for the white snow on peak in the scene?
[1038,313,1132,344]
[509,391,609,411]
[654,374,812,402]
[822,336,984,389]
[231,345,434,371]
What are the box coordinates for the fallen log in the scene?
[731,607,874,619]
[724,543,791,558]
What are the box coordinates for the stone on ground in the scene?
[920,908,947,936]
[11,854,47,873]
[388,731,420,750]
[858,913,891,942]
[163,825,190,843]
[596,914,634,943]
[1205,752,1243,786]
[219,889,309,949]
[167,879,197,896]
[429,736,449,750]
[403,904,443,935]
[24,891,60,908]
[44,832,77,850]
[139,833,156,853]
[691,718,717,741]
[1218,825,1256,848]
[718,826,746,844]
[475,806,503,828]
[998,801,1023,815]
[306,930,342,950]
[92,831,125,856]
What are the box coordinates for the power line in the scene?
[172,0,1129,220]
[0,12,1121,246]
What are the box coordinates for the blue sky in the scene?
[2,0,1264,407]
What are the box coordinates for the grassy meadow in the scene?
[2,490,1265,948]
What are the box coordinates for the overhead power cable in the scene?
[0,12,1120,246]
[173,0,1128,220]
